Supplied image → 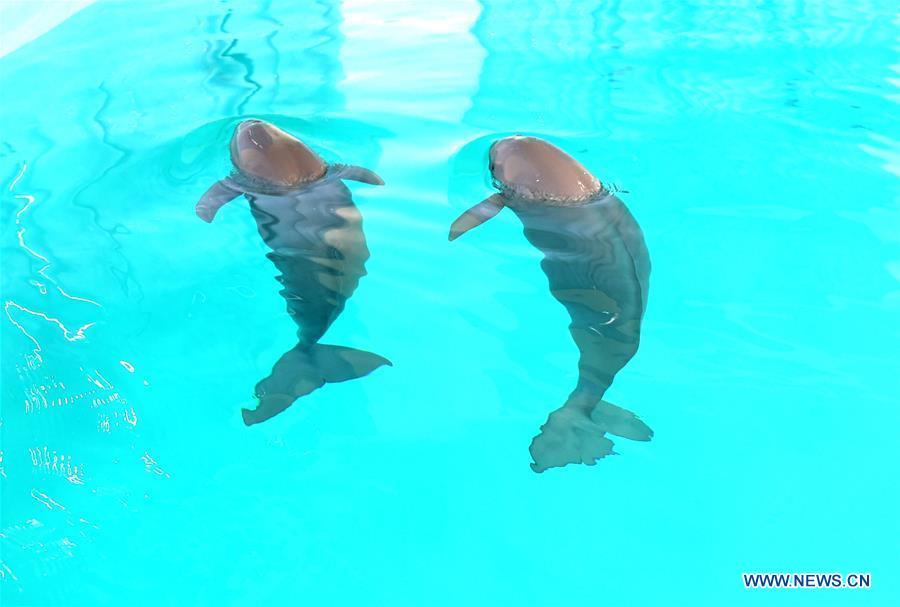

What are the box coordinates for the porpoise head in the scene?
[448,136,607,240]
[489,136,602,204]
[230,119,327,188]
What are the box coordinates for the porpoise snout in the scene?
[234,119,271,150]
[237,118,264,132]
[488,136,525,172]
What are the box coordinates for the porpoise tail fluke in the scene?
[529,392,653,473]
[243,343,391,426]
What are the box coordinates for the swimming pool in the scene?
[1,0,898,604]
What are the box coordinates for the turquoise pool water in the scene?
[1,1,898,604]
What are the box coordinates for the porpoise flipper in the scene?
[195,179,242,223]
[448,194,505,241]
[242,343,391,426]
[337,165,385,186]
